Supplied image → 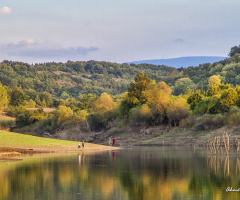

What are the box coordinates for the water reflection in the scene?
[0,147,240,199]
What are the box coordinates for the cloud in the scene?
[173,38,184,43]
[0,7,12,16]
[2,39,99,59]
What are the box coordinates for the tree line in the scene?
[1,45,240,133]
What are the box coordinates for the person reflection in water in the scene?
[78,153,85,166]
[112,138,116,146]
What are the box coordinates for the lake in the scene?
[0,147,240,200]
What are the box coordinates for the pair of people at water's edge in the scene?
[78,140,84,148]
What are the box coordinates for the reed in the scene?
[207,131,238,156]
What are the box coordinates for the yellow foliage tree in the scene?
[53,106,73,127]
[146,81,172,123]
[0,83,8,110]
[208,75,221,87]
[167,97,190,126]
[93,92,116,115]
[73,109,88,123]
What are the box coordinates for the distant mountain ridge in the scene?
[129,56,227,68]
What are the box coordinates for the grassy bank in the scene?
[0,130,119,153]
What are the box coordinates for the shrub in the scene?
[6,106,26,117]
[15,109,45,128]
[129,104,152,126]
[167,97,191,126]
[51,106,73,131]
[197,114,225,129]
[0,120,15,129]
[193,97,211,114]
[226,106,240,125]
[87,113,104,131]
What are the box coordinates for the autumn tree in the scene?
[0,82,9,110]
[218,88,237,113]
[167,96,190,126]
[93,92,116,114]
[146,81,172,123]
[207,75,221,96]
[51,106,73,130]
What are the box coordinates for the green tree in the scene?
[120,73,153,117]
[127,72,154,106]
[10,87,25,106]
[187,90,204,110]
[173,78,194,95]
[15,109,45,127]
[25,89,37,101]
[229,45,240,57]
[60,91,70,100]
[39,92,53,107]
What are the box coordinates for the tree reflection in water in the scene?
[0,147,240,200]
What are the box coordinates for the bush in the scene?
[6,106,26,117]
[179,116,197,128]
[167,97,191,126]
[72,109,88,123]
[15,109,45,128]
[51,106,73,131]
[87,113,104,131]
[0,120,15,129]
[129,104,152,126]
[226,106,240,125]
[197,114,225,129]
[193,97,211,114]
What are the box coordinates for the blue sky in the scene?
[0,0,239,63]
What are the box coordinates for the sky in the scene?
[0,0,239,64]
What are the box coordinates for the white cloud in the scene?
[1,39,99,59]
[0,7,12,16]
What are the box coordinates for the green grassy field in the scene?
[0,130,76,148]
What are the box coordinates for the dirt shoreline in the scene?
[0,144,120,157]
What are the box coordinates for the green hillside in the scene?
[0,53,240,99]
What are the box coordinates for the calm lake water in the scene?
[0,147,240,200]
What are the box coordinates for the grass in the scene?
[140,139,152,144]
[0,130,76,148]
[0,115,15,122]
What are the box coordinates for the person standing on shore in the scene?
[78,141,81,148]
[112,138,116,146]
[82,140,85,148]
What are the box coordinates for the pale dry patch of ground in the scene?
[26,108,56,113]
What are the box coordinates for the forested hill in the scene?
[0,53,240,99]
